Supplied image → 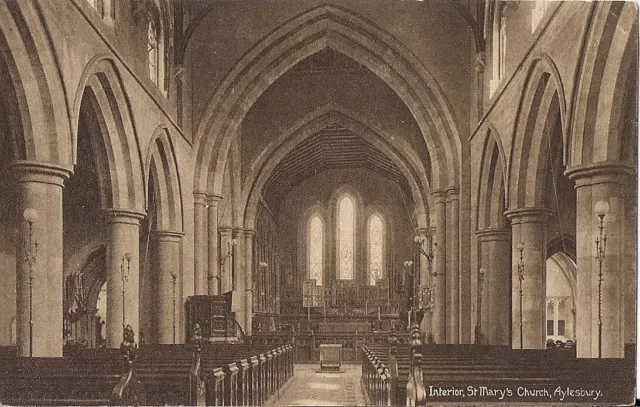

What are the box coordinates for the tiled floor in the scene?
[268,364,366,406]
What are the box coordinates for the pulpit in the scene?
[186,293,236,341]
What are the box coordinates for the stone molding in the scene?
[11,160,73,186]
[103,209,146,225]
[565,161,635,188]
[476,228,511,242]
[504,207,553,224]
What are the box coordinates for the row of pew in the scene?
[361,326,635,406]
[0,337,293,406]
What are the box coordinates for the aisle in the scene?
[268,364,366,406]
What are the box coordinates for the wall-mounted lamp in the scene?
[23,208,38,357]
[594,200,609,358]
[476,268,486,344]
[516,242,525,349]
[120,252,132,337]
[218,238,238,295]
[170,268,177,344]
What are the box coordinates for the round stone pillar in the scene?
[476,228,511,345]
[151,230,183,344]
[104,209,145,348]
[446,188,460,343]
[244,229,255,336]
[207,195,223,295]
[431,190,447,344]
[506,208,552,349]
[13,161,71,357]
[567,162,634,358]
[193,192,208,295]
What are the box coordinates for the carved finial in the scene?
[193,323,203,349]
[389,326,398,355]
[410,323,422,347]
[120,325,137,366]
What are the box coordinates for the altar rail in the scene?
[251,331,411,363]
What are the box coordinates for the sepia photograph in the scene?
[0,0,637,405]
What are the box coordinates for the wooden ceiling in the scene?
[262,124,412,215]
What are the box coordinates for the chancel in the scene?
[0,0,636,406]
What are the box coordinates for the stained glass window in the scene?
[309,215,323,285]
[369,214,384,286]
[498,8,507,79]
[338,195,355,280]
[148,20,159,85]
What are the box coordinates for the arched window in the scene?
[498,8,507,80]
[490,3,508,95]
[337,195,355,280]
[308,215,324,286]
[531,0,549,32]
[368,214,385,286]
[148,19,160,86]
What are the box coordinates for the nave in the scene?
[0,0,637,405]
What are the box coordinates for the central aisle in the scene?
[268,364,366,406]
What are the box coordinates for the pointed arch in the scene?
[193,5,462,198]
[508,56,566,209]
[74,57,146,212]
[145,127,184,232]
[336,191,357,281]
[568,1,637,168]
[242,104,431,230]
[307,213,325,286]
[477,125,508,230]
[0,1,72,167]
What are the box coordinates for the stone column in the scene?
[446,188,460,343]
[219,227,233,293]
[476,228,511,345]
[193,192,208,295]
[245,230,255,336]
[207,195,223,295]
[232,228,246,332]
[431,190,447,344]
[151,230,183,344]
[505,208,552,349]
[13,161,71,357]
[567,163,633,358]
[104,209,145,348]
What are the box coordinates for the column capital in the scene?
[504,207,553,223]
[193,192,207,205]
[244,229,255,238]
[103,209,146,225]
[476,227,511,242]
[445,187,460,197]
[219,226,233,236]
[151,230,184,243]
[11,160,73,186]
[565,161,634,188]
[206,194,224,206]
[233,228,245,238]
[432,189,448,203]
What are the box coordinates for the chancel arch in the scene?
[193,4,462,200]
[242,105,432,231]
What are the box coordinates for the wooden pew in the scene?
[0,326,145,406]
[362,327,635,406]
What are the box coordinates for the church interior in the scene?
[0,0,637,405]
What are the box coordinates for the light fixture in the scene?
[594,200,608,358]
[22,208,38,356]
[218,238,238,295]
[170,268,177,344]
[476,268,486,344]
[517,243,525,349]
[259,261,267,268]
[120,252,132,337]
